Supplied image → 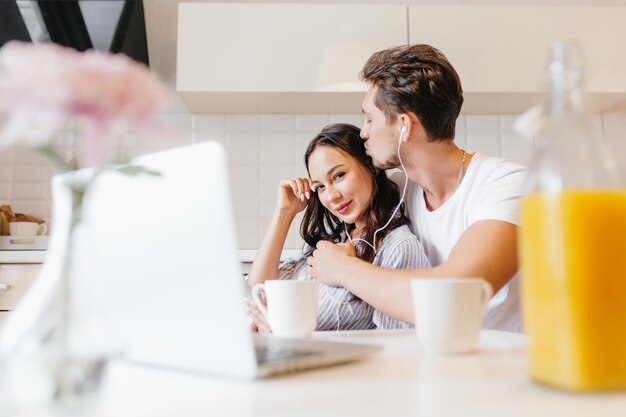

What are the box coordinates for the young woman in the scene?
[247,123,430,331]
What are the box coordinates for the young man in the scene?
[306,44,528,332]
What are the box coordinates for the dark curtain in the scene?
[0,0,32,48]
[37,0,92,51]
[111,0,149,65]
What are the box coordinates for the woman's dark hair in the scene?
[301,123,409,263]
[360,44,463,142]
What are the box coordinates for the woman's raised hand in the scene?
[276,177,312,215]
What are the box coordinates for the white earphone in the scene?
[346,122,410,254]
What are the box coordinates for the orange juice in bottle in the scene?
[518,42,626,391]
[520,190,626,390]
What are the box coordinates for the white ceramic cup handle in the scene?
[480,280,494,308]
[37,224,47,236]
[251,283,270,323]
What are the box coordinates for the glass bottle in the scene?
[519,41,626,391]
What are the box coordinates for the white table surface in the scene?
[6,329,626,417]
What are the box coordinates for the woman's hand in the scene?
[246,296,272,333]
[276,177,312,216]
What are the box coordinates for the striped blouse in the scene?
[277,225,431,331]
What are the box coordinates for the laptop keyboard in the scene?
[254,345,319,364]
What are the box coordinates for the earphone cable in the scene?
[347,131,409,254]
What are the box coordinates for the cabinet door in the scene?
[0,264,41,312]
[408,5,626,113]
[177,3,407,112]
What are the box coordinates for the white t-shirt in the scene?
[392,152,529,332]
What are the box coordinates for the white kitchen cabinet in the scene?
[177,3,626,114]
[0,238,47,322]
[0,264,41,321]
[408,5,626,113]
[177,3,407,113]
[239,249,301,276]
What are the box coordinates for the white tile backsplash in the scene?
[603,113,626,167]
[231,181,260,202]
[261,147,294,165]
[0,183,11,200]
[501,145,534,167]
[13,166,47,182]
[156,113,193,133]
[0,150,13,164]
[12,149,47,164]
[234,203,258,221]
[500,115,534,166]
[229,131,260,149]
[193,130,228,146]
[1,111,624,249]
[261,114,295,131]
[0,167,12,182]
[295,131,318,148]
[227,115,261,131]
[260,165,295,185]
[453,115,467,149]
[295,115,330,131]
[11,183,47,200]
[588,115,605,149]
[466,115,502,155]
[329,113,365,127]
[193,114,228,134]
[9,201,45,217]
[467,129,501,156]
[230,149,261,166]
[466,114,499,132]
[603,113,626,140]
[261,131,294,148]
[288,212,305,249]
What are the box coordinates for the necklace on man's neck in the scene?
[456,149,467,189]
[423,149,468,212]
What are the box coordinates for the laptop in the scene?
[68,141,380,378]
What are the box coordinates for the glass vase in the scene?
[0,169,112,407]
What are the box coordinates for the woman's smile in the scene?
[334,200,353,215]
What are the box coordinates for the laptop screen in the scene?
[68,142,258,377]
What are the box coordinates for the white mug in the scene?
[9,221,47,236]
[410,278,493,355]
[251,280,318,338]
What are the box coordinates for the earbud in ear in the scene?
[399,126,406,140]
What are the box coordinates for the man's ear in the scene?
[399,113,425,143]
[397,113,415,142]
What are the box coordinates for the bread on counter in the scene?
[0,204,45,236]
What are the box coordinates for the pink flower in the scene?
[0,41,172,168]
[66,50,171,123]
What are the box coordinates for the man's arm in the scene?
[307,220,519,324]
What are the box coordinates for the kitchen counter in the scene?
[5,330,626,417]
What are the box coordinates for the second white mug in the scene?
[251,280,318,338]
[9,221,47,236]
[410,278,493,355]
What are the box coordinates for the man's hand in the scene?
[306,241,356,287]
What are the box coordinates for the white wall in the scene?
[0,111,625,249]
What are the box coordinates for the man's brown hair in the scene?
[360,44,463,142]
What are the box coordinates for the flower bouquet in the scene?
[0,41,172,405]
